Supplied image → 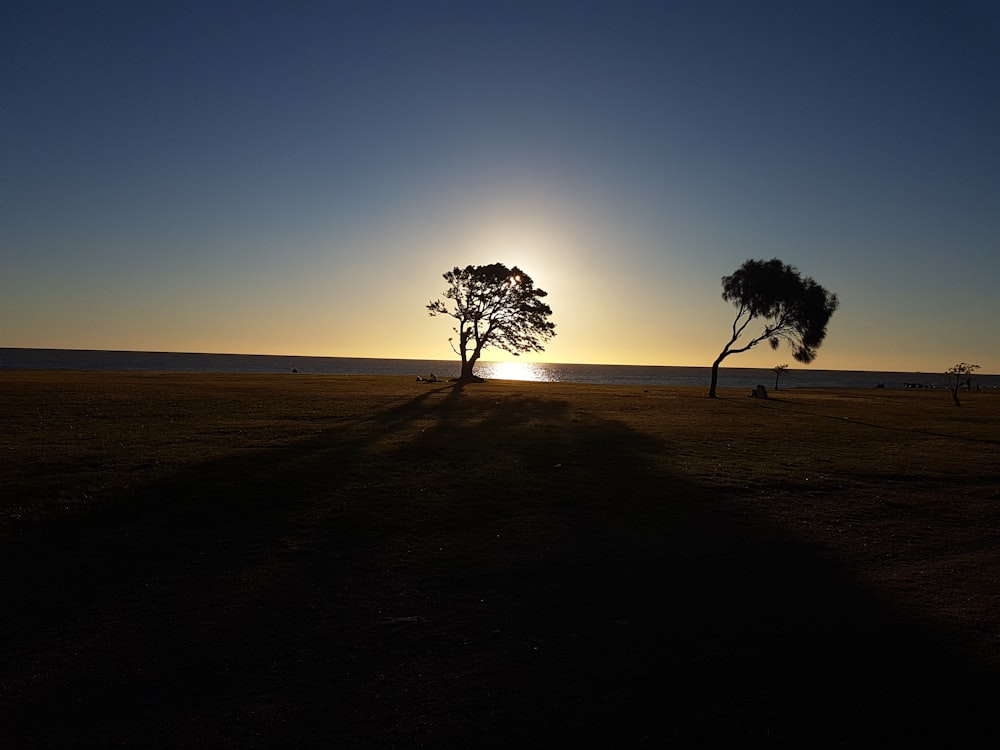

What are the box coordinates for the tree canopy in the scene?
[427,263,555,383]
[710,258,839,397]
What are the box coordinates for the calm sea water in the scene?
[4,348,995,390]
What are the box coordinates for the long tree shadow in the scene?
[2,385,997,747]
[1,383,458,644]
[303,387,998,746]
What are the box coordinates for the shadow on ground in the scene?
[2,385,995,747]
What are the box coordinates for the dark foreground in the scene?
[2,373,998,747]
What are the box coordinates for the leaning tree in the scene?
[945,362,980,406]
[773,363,790,390]
[427,263,555,383]
[709,258,839,398]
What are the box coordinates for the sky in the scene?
[3,0,999,372]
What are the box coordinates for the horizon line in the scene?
[0,345,989,377]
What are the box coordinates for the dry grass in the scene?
[2,371,999,746]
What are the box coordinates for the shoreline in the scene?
[1,367,991,393]
[5,347,996,389]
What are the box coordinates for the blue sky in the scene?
[3,0,998,372]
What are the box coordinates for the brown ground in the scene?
[2,372,999,747]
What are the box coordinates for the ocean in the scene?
[3,348,994,391]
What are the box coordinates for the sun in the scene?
[470,221,560,277]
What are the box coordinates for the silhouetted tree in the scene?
[427,263,555,383]
[709,259,838,398]
[944,362,979,406]
[773,363,789,390]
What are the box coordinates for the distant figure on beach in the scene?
[750,384,768,399]
[416,373,439,383]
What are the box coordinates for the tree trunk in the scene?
[458,347,485,383]
[709,356,724,398]
[460,359,477,381]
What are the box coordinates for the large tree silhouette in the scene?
[427,263,555,383]
[709,259,838,398]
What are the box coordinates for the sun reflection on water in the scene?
[477,360,556,382]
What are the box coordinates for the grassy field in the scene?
[2,371,999,746]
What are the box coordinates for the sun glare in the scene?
[469,221,563,279]
[477,360,554,382]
